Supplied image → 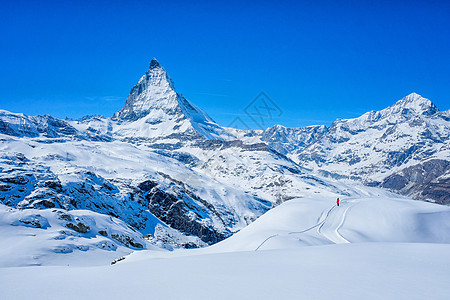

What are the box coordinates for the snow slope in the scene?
[208,195,450,253]
[1,243,449,300]
[0,204,154,267]
[1,195,450,300]
[0,134,271,244]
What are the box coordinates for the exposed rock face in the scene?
[13,214,49,229]
[0,153,154,231]
[381,159,450,204]
[66,222,90,233]
[146,187,226,244]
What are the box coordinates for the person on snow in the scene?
[336,198,340,206]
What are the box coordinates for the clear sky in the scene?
[1,0,449,129]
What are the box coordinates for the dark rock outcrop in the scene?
[380,159,450,204]
[145,187,227,244]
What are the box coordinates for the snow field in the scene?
[1,189,450,299]
[1,243,449,300]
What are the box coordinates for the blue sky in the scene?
[1,0,449,129]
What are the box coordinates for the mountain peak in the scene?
[112,59,177,122]
[149,58,162,70]
[403,92,423,102]
[407,92,420,97]
[389,93,439,117]
[111,58,233,140]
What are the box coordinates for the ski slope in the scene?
[208,196,450,253]
[1,195,450,299]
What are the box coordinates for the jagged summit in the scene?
[149,58,161,70]
[112,58,177,122]
[329,92,441,131]
[111,59,234,140]
[398,92,428,106]
[388,92,439,116]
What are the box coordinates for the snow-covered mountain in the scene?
[0,59,363,251]
[255,93,450,204]
[0,58,448,263]
[111,58,233,141]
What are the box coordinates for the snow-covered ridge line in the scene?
[111,58,234,141]
[0,58,449,261]
[255,93,449,203]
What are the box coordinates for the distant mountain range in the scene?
[242,92,450,204]
[0,58,448,249]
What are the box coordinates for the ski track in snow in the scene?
[334,204,353,243]
[255,201,354,251]
[317,202,353,244]
[254,234,279,251]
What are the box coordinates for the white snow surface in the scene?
[0,204,155,267]
[0,60,449,299]
[2,195,450,299]
[208,196,450,252]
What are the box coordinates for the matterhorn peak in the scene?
[111,58,234,141]
[112,58,177,121]
[149,57,162,70]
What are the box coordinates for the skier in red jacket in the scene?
[336,198,340,206]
